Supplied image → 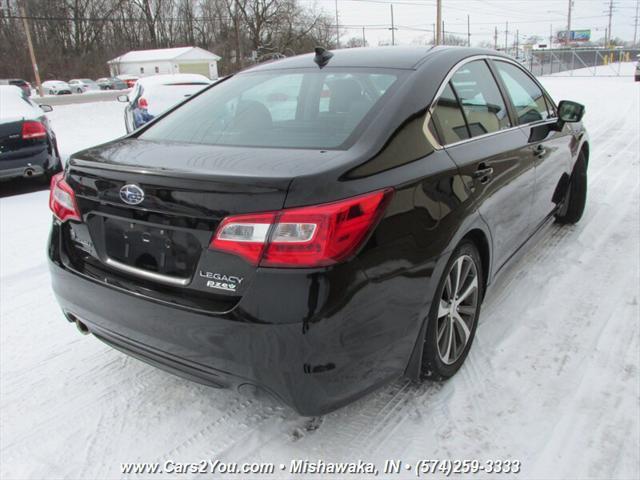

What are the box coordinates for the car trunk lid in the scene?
[60,138,345,312]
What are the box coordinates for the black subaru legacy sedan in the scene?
[48,47,588,415]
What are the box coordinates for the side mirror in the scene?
[557,100,585,123]
[40,104,53,112]
[117,95,129,103]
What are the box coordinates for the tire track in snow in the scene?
[124,400,284,480]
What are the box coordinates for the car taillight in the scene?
[49,173,81,222]
[210,189,394,267]
[22,121,46,140]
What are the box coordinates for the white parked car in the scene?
[118,74,212,132]
[68,78,100,94]
[42,80,72,95]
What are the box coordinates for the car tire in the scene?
[555,151,587,224]
[421,240,484,381]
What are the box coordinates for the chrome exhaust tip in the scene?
[75,319,90,335]
[65,311,90,335]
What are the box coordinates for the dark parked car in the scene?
[96,77,128,90]
[1,85,61,182]
[48,47,588,415]
[0,78,31,97]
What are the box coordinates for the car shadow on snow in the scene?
[0,177,50,198]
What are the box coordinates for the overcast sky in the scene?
[300,0,639,48]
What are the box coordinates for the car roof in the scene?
[0,86,39,121]
[243,46,511,73]
[244,46,434,72]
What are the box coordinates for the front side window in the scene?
[493,61,551,124]
[451,60,511,137]
[140,69,400,149]
[430,83,469,145]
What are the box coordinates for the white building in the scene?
[108,47,221,79]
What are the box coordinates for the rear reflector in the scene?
[22,121,47,140]
[49,173,81,222]
[210,189,394,268]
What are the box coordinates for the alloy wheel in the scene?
[436,254,479,365]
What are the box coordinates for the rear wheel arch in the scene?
[460,229,490,297]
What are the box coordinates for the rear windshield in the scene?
[139,69,402,149]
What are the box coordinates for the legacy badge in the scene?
[199,271,244,292]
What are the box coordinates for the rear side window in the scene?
[451,60,511,137]
[139,69,401,150]
[493,61,551,124]
[430,83,470,145]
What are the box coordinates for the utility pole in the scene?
[362,27,366,47]
[390,4,396,46]
[566,0,573,46]
[550,23,553,47]
[335,0,340,48]
[633,0,639,45]
[433,23,436,45]
[234,0,242,68]
[516,30,519,56]
[494,26,498,50]
[505,22,508,53]
[435,0,442,45]
[467,14,471,47]
[606,0,614,46]
[442,21,445,45]
[19,1,43,97]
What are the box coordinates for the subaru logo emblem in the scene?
[119,184,144,205]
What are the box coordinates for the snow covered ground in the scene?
[1,64,638,480]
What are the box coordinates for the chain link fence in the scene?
[527,48,640,76]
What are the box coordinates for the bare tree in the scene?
[0,0,339,79]
[345,36,367,48]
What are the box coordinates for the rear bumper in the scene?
[48,223,435,415]
[0,145,58,181]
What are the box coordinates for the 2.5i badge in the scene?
[199,271,244,293]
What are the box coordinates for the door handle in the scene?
[473,164,494,183]
[533,144,547,158]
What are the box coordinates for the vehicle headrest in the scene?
[329,78,363,113]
